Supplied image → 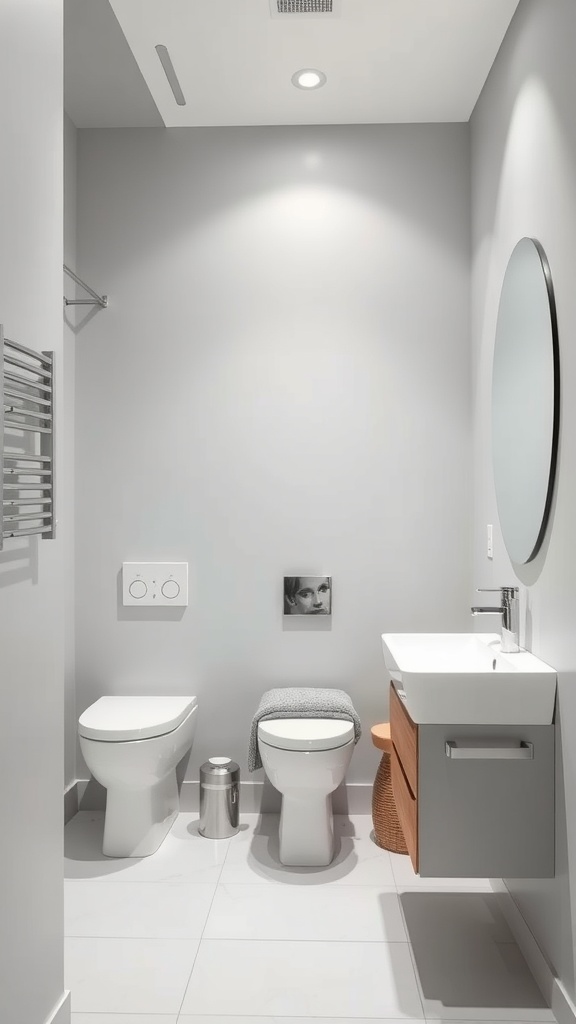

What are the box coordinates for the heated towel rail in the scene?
[1,324,55,550]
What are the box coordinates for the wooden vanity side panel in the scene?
[390,682,418,796]
[391,743,418,871]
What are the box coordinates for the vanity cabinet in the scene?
[389,682,555,878]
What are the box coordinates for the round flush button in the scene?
[129,579,147,599]
[161,579,180,600]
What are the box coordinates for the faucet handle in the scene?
[477,586,519,603]
[476,586,519,593]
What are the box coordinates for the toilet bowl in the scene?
[258,718,355,866]
[79,695,198,858]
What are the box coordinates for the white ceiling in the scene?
[65,0,520,129]
[64,0,162,127]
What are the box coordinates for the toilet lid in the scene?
[258,718,354,751]
[78,696,198,742]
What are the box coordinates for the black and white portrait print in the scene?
[283,576,332,616]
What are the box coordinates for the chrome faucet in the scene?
[471,586,520,653]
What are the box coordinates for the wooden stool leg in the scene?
[372,750,408,854]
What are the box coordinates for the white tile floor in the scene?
[64,811,556,1024]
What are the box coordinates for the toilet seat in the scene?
[258,718,354,752]
[79,696,198,742]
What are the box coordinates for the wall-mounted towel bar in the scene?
[63,264,108,308]
[1,325,55,549]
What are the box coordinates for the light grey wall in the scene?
[471,0,576,1003]
[64,113,77,791]
[74,124,472,784]
[0,2,67,1023]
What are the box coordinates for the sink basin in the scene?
[381,632,556,724]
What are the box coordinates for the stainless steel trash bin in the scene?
[199,757,240,839]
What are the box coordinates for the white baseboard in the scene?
[490,879,576,1024]
[179,780,372,814]
[44,991,70,1024]
[69,778,373,817]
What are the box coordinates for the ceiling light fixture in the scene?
[291,68,327,90]
[155,44,186,106]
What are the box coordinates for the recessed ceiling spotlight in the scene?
[291,68,327,90]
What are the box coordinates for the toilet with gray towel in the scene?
[249,687,361,866]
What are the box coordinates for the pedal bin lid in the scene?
[200,757,240,786]
[78,695,198,742]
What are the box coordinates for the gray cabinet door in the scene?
[418,723,554,878]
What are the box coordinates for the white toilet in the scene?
[257,718,355,866]
[79,695,198,858]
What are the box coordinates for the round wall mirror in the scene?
[491,237,560,564]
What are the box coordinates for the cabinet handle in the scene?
[445,740,534,760]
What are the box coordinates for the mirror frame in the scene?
[491,237,560,564]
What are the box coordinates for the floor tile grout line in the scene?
[407,939,427,1020]
[65,878,226,885]
[392,879,410,942]
[68,1014,554,1023]
[181,936,415,943]
[175,1017,427,1022]
[212,814,245,880]
[174,936,203,1022]
[76,1016,547,1023]
[67,934,420,943]
[173,842,238,1020]
[210,882,402,891]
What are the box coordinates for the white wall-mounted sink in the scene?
[381,632,556,724]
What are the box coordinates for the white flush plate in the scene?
[122,562,188,606]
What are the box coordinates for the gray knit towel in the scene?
[248,686,362,772]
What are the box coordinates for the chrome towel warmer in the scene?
[1,324,55,549]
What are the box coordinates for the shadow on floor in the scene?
[399,891,550,1012]
[242,813,362,884]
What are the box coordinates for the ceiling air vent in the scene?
[269,0,341,17]
[278,1,332,10]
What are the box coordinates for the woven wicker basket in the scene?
[371,723,408,855]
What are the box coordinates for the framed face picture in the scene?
[284,576,332,616]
